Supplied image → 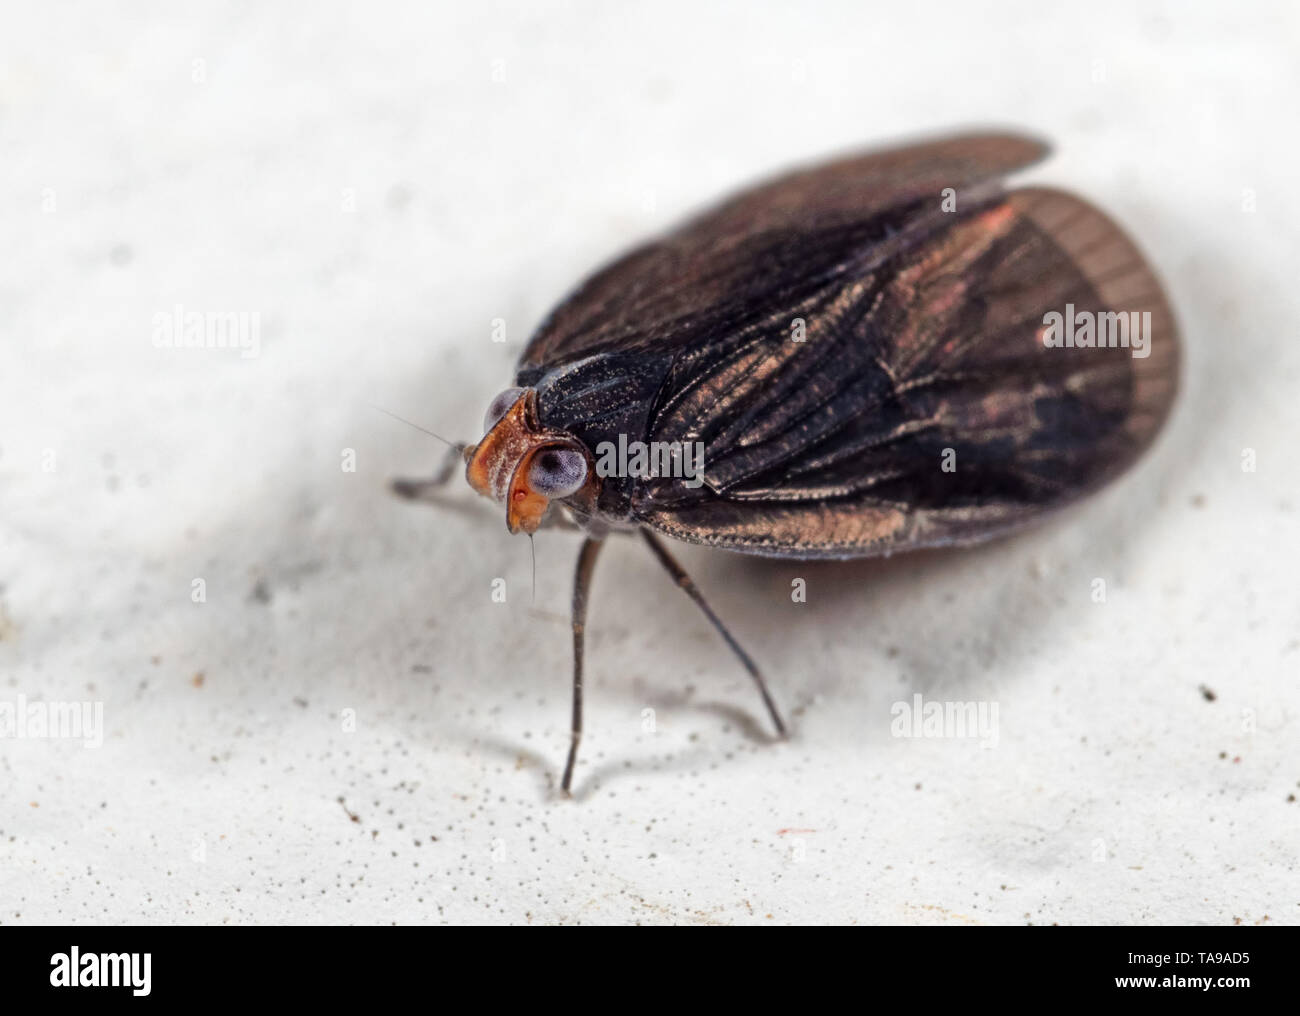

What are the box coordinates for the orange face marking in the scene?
[505,453,553,535]
[465,393,537,503]
[464,389,598,535]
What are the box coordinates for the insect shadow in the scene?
[426,520,1051,799]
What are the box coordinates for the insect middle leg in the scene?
[640,529,787,738]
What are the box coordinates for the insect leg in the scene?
[561,535,605,795]
[390,442,469,500]
[640,529,787,738]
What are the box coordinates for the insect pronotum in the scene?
[393,132,1179,795]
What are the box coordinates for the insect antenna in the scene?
[370,405,459,448]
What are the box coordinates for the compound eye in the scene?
[482,388,525,433]
[527,448,588,499]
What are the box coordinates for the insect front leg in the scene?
[561,535,605,796]
[640,529,787,738]
[389,442,469,501]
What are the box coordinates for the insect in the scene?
[393,132,1179,795]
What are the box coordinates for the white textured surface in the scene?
[2,1,1297,925]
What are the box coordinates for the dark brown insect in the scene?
[394,131,1178,795]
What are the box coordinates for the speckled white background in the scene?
[1,0,1296,925]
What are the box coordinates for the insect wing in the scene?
[636,186,1178,557]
